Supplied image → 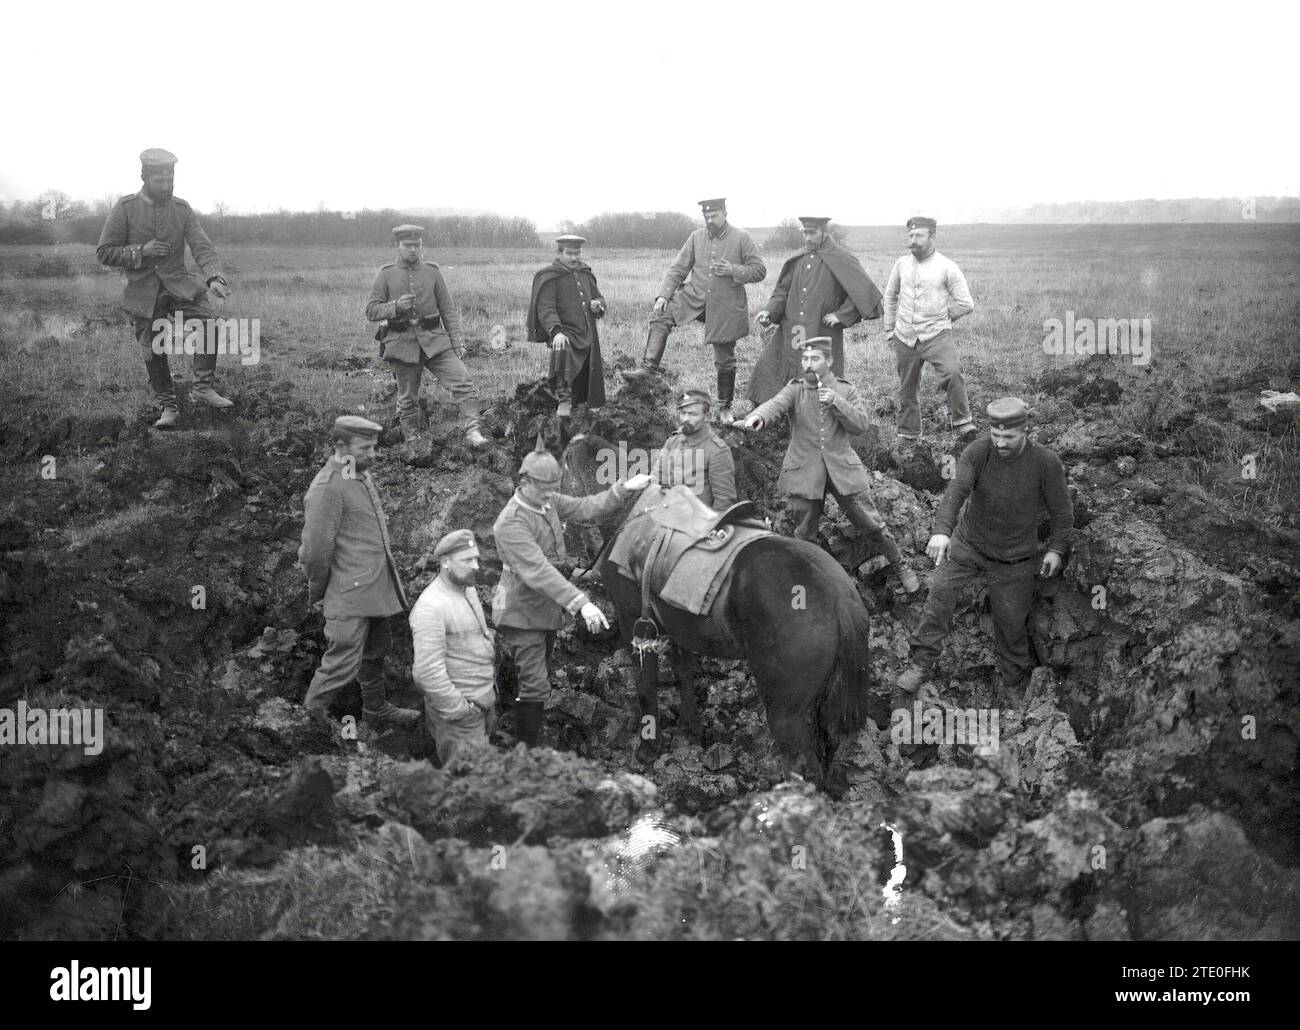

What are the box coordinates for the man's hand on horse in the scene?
[579,602,610,633]
[740,414,764,431]
[926,534,951,566]
[1039,550,1063,578]
[551,332,568,352]
[622,473,653,492]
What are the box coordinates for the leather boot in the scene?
[623,323,669,380]
[153,405,180,430]
[716,368,736,410]
[360,677,421,728]
[514,700,545,746]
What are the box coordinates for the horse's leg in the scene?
[668,643,701,741]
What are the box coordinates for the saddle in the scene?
[609,485,770,620]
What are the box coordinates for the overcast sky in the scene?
[2,0,1295,226]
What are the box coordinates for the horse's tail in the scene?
[813,593,872,779]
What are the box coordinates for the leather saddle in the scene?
[642,487,762,544]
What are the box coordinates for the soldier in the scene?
[749,216,884,406]
[299,415,421,730]
[366,225,488,450]
[624,198,766,412]
[96,148,234,430]
[409,529,497,764]
[897,398,1074,701]
[652,389,737,510]
[492,445,652,746]
[526,234,607,418]
[882,215,977,441]
[741,338,919,593]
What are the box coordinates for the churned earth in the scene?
[1,354,1297,940]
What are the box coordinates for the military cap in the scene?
[555,234,587,247]
[800,336,833,355]
[798,216,831,228]
[140,148,178,168]
[331,414,383,439]
[392,224,425,241]
[676,389,712,411]
[906,214,938,231]
[433,528,478,559]
[986,397,1029,428]
[698,198,726,213]
[519,448,562,485]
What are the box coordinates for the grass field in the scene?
[2,223,1298,519]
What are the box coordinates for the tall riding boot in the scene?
[623,323,670,380]
[716,368,736,410]
[514,700,545,747]
[360,677,421,728]
[191,354,233,408]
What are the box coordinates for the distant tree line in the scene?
[557,211,700,249]
[765,218,851,251]
[0,199,540,247]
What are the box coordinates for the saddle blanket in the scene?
[658,523,769,615]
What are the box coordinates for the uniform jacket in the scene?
[748,376,874,498]
[409,577,496,718]
[366,259,463,363]
[658,223,766,343]
[298,457,407,619]
[527,260,606,406]
[653,424,737,510]
[492,485,629,630]
[96,191,224,319]
[747,239,884,404]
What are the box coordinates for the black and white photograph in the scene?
[0,0,1295,983]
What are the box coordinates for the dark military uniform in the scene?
[528,258,606,408]
[96,188,227,410]
[748,373,901,561]
[366,257,480,435]
[653,423,737,510]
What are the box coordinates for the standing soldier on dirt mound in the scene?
[96,148,235,430]
[896,398,1074,704]
[366,225,489,451]
[741,338,919,593]
[749,216,884,407]
[299,416,422,731]
[526,234,607,421]
[624,199,766,413]
[882,215,977,442]
[492,444,652,746]
[652,389,737,510]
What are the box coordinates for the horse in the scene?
[565,437,873,788]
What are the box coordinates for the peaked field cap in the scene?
[676,389,712,410]
[392,224,425,240]
[433,528,478,559]
[333,414,383,438]
[801,336,833,355]
[798,216,831,228]
[140,148,178,167]
[555,234,587,246]
[698,198,726,212]
[906,214,938,230]
[986,397,1029,427]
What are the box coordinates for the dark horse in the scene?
[565,441,873,788]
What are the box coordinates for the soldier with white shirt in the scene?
[882,215,977,441]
